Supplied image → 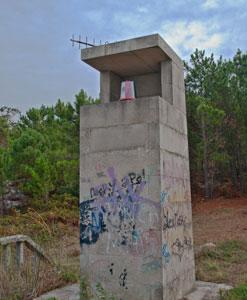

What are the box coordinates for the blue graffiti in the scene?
[131,229,140,242]
[160,191,168,203]
[80,200,107,246]
[162,243,171,263]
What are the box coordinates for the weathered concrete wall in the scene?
[159,99,195,299]
[80,97,195,299]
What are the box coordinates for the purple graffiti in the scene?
[80,167,158,247]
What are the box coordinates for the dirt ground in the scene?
[192,196,247,286]
[192,196,247,245]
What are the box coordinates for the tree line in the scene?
[185,49,247,198]
[0,49,246,212]
[0,91,99,214]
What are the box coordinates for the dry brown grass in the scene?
[0,254,61,300]
[0,238,80,299]
[0,204,80,300]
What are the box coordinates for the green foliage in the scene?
[185,49,247,197]
[0,90,99,205]
[60,269,78,283]
[0,106,20,147]
[217,240,247,263]
[80,277,91,300]
[0,107,21,214]
[0,114,9,148]
[219,285,247,300]
[7,128,53,199]
[0,147,6,197]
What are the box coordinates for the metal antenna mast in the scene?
[70,34,96,49]
[70,35,110,49]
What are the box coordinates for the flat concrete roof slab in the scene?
[81,34,182,76]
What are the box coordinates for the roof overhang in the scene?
[81,34,182,77]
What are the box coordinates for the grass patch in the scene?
[196,240,247,285]
[60,268,79,283]
[217,241,247,264]
[219,285,247,300]
[80,277,91,300]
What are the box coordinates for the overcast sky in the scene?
[0,0,246,112]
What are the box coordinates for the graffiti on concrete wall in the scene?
[161,153,193,262]
[171,237,192,261]
[80,199,107,245]
[161,205,192,263]
[163,209,187,231]
[108,263,114,275]
[80,167,158,248]
[107,262,128,289]
[80,163,193,275]
[119,268,128,289]
[160,191,168,203]
[162,243,171,263]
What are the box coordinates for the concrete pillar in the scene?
[80,99,194,299]
[161,60,173,104]
[100,71,122,103]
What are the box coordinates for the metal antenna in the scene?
[70,34,97,48]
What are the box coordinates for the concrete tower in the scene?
[80,34,195,300]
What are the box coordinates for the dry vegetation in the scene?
[0,258,61,300]
[0,197,80,299]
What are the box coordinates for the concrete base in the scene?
[35,281,232,300]
[182,281,232,300]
